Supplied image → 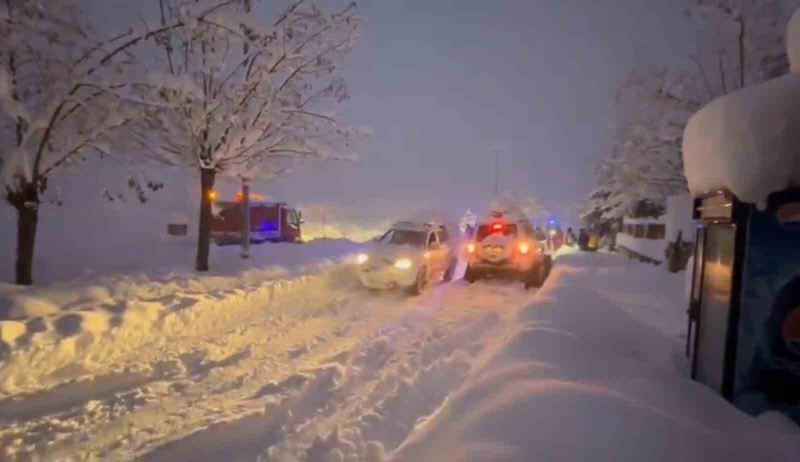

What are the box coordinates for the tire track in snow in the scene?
[3,272,536,461]
[262,281,526,461]
[138,280,530,462]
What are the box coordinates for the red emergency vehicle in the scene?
[211,199,302,245]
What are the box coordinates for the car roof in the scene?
[391,220,448,232]
[477,211,529,225]
[478,199,530,224]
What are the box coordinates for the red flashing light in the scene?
[491,223,504,232]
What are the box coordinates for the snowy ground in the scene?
[1,250,798,461]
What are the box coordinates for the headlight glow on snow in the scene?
[394,258,413,270]
[356,253,369,265]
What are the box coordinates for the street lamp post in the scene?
[494,149,500,196]
[241,180,250,259]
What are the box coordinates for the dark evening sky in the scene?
[79,0,691,225]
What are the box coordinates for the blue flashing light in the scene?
[258,221,279,232]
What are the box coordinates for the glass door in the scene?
[694,224,737,393]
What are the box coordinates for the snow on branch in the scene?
[1,0,218,198]
[125,0,365,181]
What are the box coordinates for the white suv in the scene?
[464,205,551,289]
[357,221,457,294]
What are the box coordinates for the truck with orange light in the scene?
[210,199,303,245]
[463,203,551,289]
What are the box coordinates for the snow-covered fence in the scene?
[616,194,694,268]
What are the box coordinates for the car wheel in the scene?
[524,262,547,289]
[464,265,480,283]
[409,266,427,295]
[443,257,457,282]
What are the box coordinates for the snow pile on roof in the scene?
[391,253,800,461]
[400,207,455,224]
[682,8,800,207]
[481,198,530,223]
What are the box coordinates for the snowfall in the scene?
[1,233,799,461]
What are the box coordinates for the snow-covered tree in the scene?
[131,0,363,271]
[582,69,699,230]
[0,0,166,284]
[686,0,796,99]
[584,1,798,232]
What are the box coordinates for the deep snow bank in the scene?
[0,239,362,396]
[392,253,800,462]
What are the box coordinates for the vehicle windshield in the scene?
[380,229,427,247]
[476,223,517,241]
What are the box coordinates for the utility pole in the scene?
[241,180,250,259]
[494,149,500,196]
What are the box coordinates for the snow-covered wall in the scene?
[617,194,694,263]
[683,9,800,208]
[665,194,694,242]
[616,233,666,263]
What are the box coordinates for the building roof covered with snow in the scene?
[682,8,800,208]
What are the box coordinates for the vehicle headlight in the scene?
[356,253,369,265]
[394,258,413,270]
[466,243,476,254]
[518,242,530,254]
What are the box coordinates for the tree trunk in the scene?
[9,185,39,285]
[196,168,216,272]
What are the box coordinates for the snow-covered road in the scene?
[2,251,799,461]
[0,260,536,461]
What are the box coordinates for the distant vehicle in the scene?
[211,200,302,245]
[357,220,458,294]
[464,203,551,289]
